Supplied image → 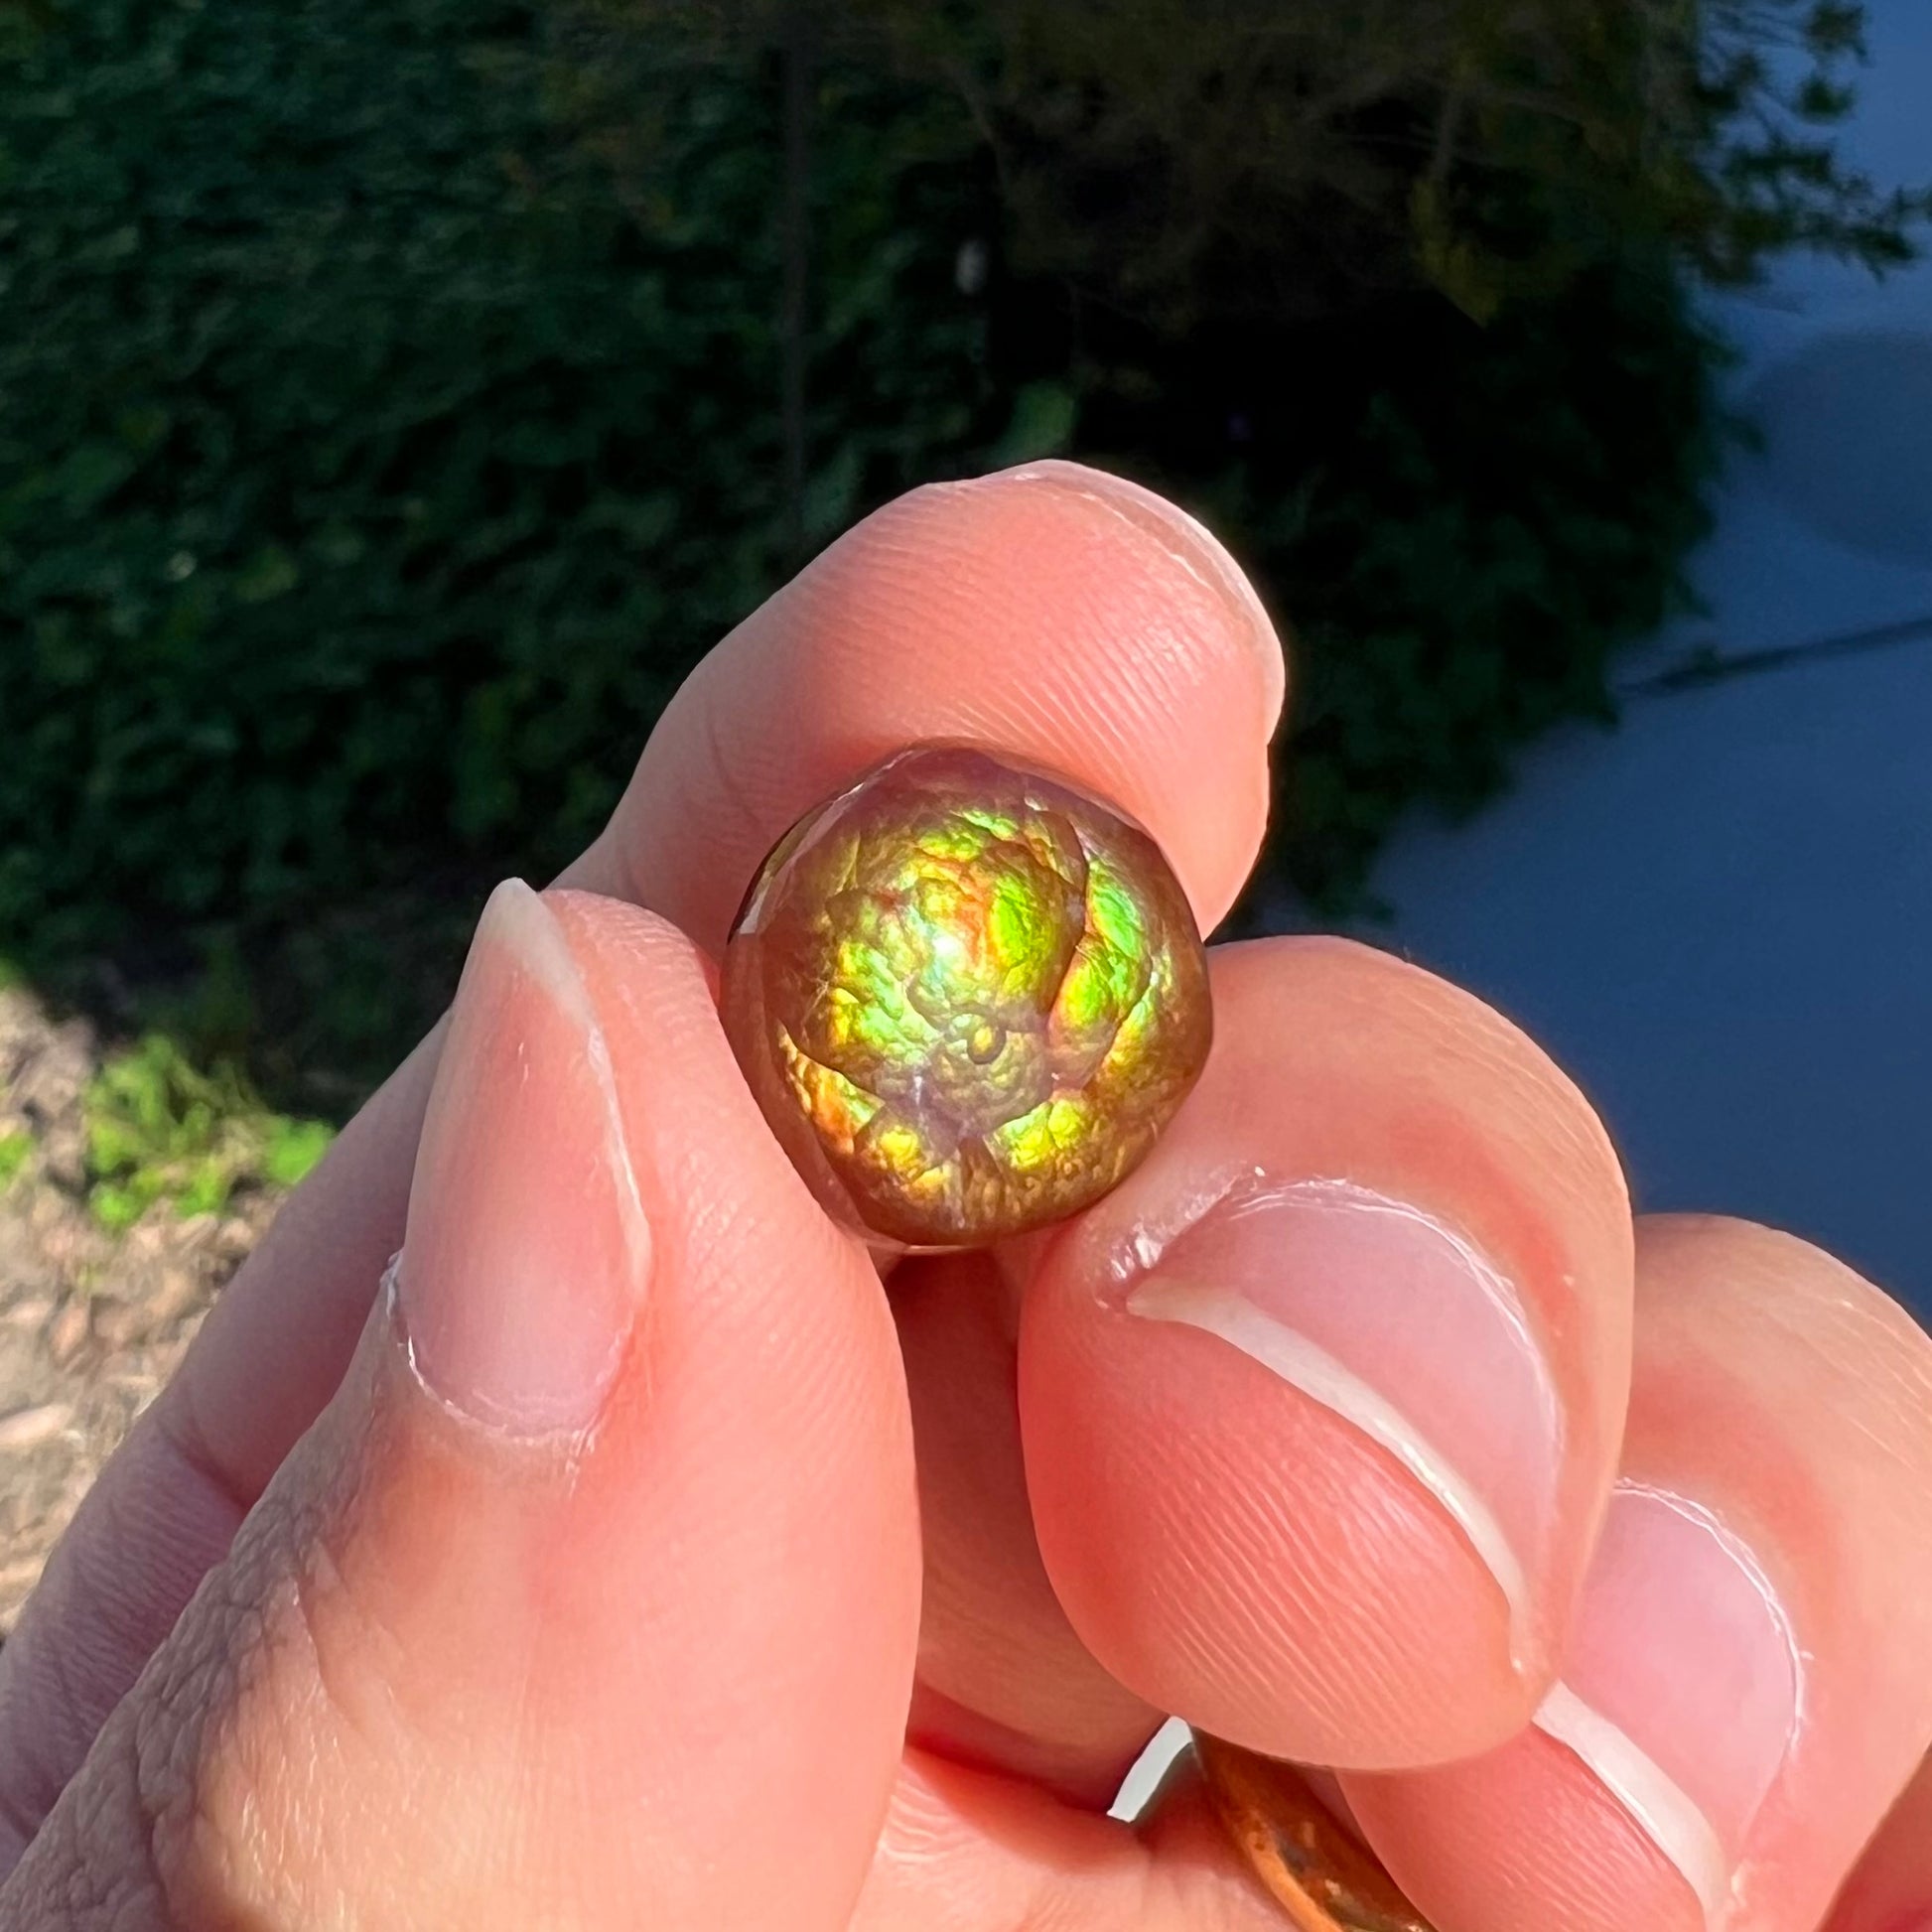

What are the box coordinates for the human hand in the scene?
[2,465,1928,1932]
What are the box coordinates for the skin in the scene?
[0,460,1928,1931]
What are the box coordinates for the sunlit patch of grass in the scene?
[82,1035,334,1233]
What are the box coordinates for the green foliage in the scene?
[0,1128,32,1188]
[0,0,1002,1092]
[0,0,1920,1092]
[1,1,725,949]
[0,0,980,934]
[81,1035,334,1231]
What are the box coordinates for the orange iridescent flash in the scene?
[721,746,1212,1249]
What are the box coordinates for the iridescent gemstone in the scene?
[721,746,1212,1249]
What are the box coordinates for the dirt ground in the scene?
[0,982,279,1632]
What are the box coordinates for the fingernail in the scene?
[1534,1484,1800,1926]
[995,460,1287,729]
[397,879,651,1435]
[1120,1177,1560,1657]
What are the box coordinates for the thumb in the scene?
[2,885,920,1932]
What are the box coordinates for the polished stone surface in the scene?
[723,747,1211,1249]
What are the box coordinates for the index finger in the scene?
[0,461,1287,1868]
[579,459,1285,941]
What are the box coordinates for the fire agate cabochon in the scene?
[721,747,1213,1249]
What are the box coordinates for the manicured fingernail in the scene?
[1534,1484,1800,1926]
[397,879,651,1435]
[1121,1177,1559,1657]
[996,460,1287,728]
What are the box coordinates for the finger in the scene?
[896,1251,1165,1808]
[1,885,919,1931]
[1344,1216,1932,1932]
[848,1748,1287,1932]
[1825,1752,1932,1932]
[587,458,1285,947]
[0,461,1285,1863]
[1018,935,1634,1766]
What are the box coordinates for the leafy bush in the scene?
[0,0,813,942]
[1,0,1006,1094]
[0,0,1919,1100]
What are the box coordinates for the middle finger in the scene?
[905,933,1635,1790]
[574,457,1287,944]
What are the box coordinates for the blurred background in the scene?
[0,0,1927,1619]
